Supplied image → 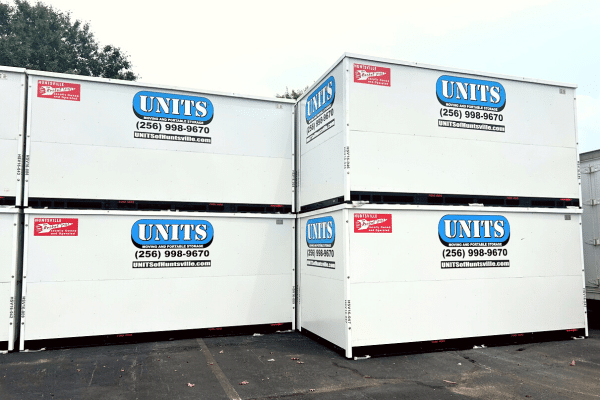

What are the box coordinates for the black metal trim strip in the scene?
[22,322,293,351]
[27,198,292,214]
[300,196,345,213]
[299,192,580,213]
[0,196,17,206]
[301,327,586,358]
[350,191,580,209]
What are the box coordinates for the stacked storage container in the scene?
[0,67,26,351]
[20,71,296,349]
[295,54,587,358]
[580,149,600,304]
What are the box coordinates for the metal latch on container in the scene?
[585,239,600,246]
[584,199,600,206]
[582,165,600,174]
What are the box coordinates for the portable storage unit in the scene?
[298,204,587,358]
[580,149,600,302]
[0,67,27,207]
[24,71,295,212]
[20,209,295,349]
[0,208,22,351]
[296,53,580,212]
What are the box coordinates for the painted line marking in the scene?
[197,338,241,400]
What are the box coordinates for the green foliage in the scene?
[276,86,308,100]
[0,0,137,80]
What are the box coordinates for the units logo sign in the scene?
[131,219,214,249]
[438,215,510,247]
[305,76,336,143]
[306,216,335,248]
[436,75,507,133]
[133,91,214,125]
[34,218,79,236]
[37,80,81,101]
[132,91,213,145]
[354,64,391,87]
[354,213,392,233]
[436,76,506,112]
[306,216,336,269]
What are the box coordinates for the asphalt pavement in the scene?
[1,327,599,400]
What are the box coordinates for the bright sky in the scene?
[11,0,600,152]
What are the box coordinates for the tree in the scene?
[276,86,308,100]
[0,0,138,80]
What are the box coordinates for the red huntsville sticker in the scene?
[34,218,79,236]
[37,80,81,101]
[354,214,392,233]
[353,64,391,87]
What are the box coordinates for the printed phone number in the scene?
[307,249,334,257]
[135,250,210,259]
[136,121,210,133]
[440,108,503,121]
[442,248,508,259]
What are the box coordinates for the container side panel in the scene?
[299,210,347,348]
[22,212,293,341]
[351,276,584,347]
[348,207,585,346]
[24,276,290,340]
[581,157,600,293]
[351,132,579,199]
[297,64,346,208]
[0,284,10,343]
[28,143,291,205]
[299,134,345,207]
[352,132,579,199]
[26,75,293,204]
[0,71,26,201]
[346,57,577,200]
[0,211,20,345]
[348,58,576,148]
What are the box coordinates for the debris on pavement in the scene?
[187,383,195,387]
[268,359,275,362]
[239,381,249,385]
[443,380,457,384]
[570,360,576,366]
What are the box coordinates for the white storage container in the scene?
[296,54,580,212]
[20,209,295,349]
[0,67,26,206]
[24,71,295,212]
[298,204,587,358]
[580,149,600,302]
[0,208,22,351]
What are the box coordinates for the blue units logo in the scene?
[131,219,214,249]
[133,91,214,125]
[436,75,506,112]
[306,216,335,248]
[305,76,335,123]
[438,215,510,247]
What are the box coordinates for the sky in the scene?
[8,0,600,152]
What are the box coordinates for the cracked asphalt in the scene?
[0,328,599,399]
